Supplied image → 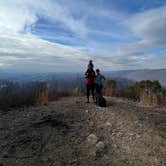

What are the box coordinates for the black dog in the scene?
[96,95,106,107]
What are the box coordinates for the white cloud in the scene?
[0,0,166,72]
[0,0,87,35]
[0,0,37,34]
[126,6,166,45]
[0,63,5,67]
[0,32,92,71]
[0,0,91,71]
[102,5,166,70]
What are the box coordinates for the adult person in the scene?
[95,69,106,105]
[85,62,95,103]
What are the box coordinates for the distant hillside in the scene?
[1,69,166,88]
[105,69,166,88]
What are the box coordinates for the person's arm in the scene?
[85,71,87,78]
[85,70,89,78]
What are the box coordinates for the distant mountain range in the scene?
[0,69,166,87]
[104,69,166,87]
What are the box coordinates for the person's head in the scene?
[96,69,100,74]
[89,60,93,64]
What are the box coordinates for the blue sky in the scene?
[0,0,166,72]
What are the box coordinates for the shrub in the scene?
[104,79,165,106]
[0,81,49,110]
[104,80,117,96]
[119,80,163,101]
[0,81,81,110]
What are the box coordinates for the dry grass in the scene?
[0,83,84,110]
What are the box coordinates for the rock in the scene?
[96,141,105,150]
[87,134,98,145]
[69,159,77,164]
[87,139,106,157]
[96,141,106,157]
[105,122,111,127]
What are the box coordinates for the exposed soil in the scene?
[0,97,166,166]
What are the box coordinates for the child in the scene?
[87,60,94,70]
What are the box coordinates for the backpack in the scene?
[96,94,106,107]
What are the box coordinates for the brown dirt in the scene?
[0,97,166,166]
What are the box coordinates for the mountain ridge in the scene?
[104,69,166,87]
[0,69,166,87]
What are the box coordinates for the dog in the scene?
[96,95,106,107]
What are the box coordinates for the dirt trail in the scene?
[0,97,166,166]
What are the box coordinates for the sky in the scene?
[0,0,166,73]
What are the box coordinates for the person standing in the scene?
[95,69,106,104]
[85,63,95,103]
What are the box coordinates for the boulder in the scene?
[87,134,98,145]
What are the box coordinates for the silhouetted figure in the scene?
[87,60,94,70]
[85,64,95,103]
[95,69,106,107]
